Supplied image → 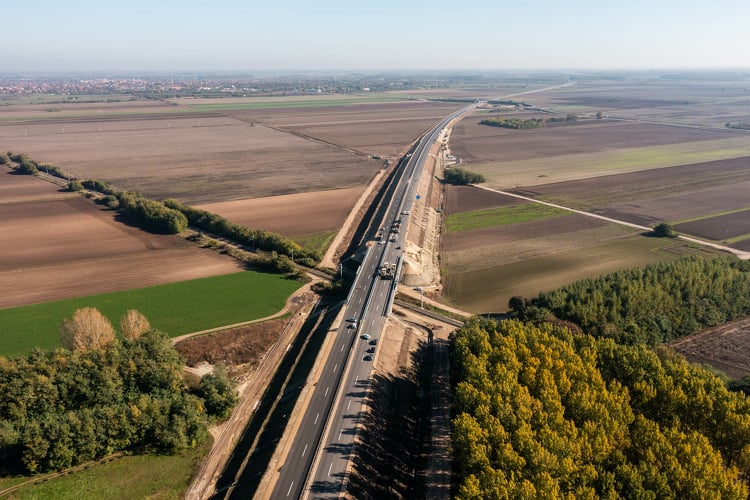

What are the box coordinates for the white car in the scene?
[361,333,371,340]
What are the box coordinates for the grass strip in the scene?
[444,203,570,233]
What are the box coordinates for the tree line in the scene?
[5,152,75,182]
[510,256,750,345]
[5,151,321,268]
[443,167,485,185]
[0,308,236,474]
[479,114,577,130]
[451,319,749,498]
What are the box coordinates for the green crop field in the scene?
[0,439,210,499]
[0,271,302,358]
[444,203,570,233]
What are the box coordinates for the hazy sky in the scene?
[3,0,749,73]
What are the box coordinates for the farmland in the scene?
[669,316,750,379]
[0,170,242,308]
[519,79,750,127]
[0,98,460,206]
[441,80,749,313]
[0,270,302,358]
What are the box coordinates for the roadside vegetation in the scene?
[0,271,302,358]
[445,203,569,233]
[0,308,236,475]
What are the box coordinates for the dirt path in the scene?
[472,184,750,261]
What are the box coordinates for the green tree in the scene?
[651,222,677,238]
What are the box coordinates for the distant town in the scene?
[0,71,558,100]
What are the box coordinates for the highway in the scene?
[267,104,475,500]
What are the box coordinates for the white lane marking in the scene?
[339,428,344,439]
[287,481,294,497]
[347,399,352,411]
[286,343,292,352]
[324,387,329,397]
[301,444,308,458]
[341,343,345,352]
[328,463,333,477]
[314,413,319,424]
[333,364,338,373]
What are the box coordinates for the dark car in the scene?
[369,338,378,345]
[363,355,373,361]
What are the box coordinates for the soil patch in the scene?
[443,184,523,214]
[196,187,365,237]
[669,316,750,379]
[175,318,287,371]
[674,209,750,241]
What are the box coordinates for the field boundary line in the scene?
[472,184,750,260]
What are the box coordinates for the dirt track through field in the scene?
[472,184,750,260]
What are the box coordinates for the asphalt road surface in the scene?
[268,104,475,500]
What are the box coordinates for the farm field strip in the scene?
[443,221,638,272]
[183,95,408,111]
[443,236,710,314]
[475,136,750,190]
[444,203,571,233]
[0,270,302,358]
[670,206,750,225]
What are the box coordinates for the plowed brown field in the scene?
[669,317,750,379]
[0,171,241,308]
[196,186,365,237]
[451,114,729,163]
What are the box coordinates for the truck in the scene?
[378,262,397,280]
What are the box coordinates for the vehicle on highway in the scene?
[348,321,357,329]
[363,355,373,361]
[369,338,378,345]
[367,347,376,353]
[346,317,357,322]
[401,210,410,215]
[361,333,371,340]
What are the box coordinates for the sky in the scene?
[3,0,750,73]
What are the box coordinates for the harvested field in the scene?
[669,316,750,379]
[442,236,708,314]
[451,112,732,164]
[0,98,462,206]
[221,101,461,156]
[1,113,378,204]
[443,184,523,214]
[674,209,750,241]
[520,80,750,127]
[196,186,365,237]
[0,170,241,308]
